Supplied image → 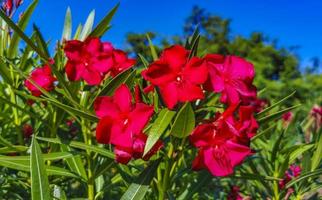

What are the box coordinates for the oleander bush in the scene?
[0,1,321,199]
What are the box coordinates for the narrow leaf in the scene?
[121,159,161,200]
[80,10,95,40]
[170,103,195,138]
[62,7,72,40]
[89,3,119,37]
[30,137,51,200]
[143,109,176,156]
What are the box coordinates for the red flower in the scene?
[64,38,114,85]
[282,111,293,123]
[64,38,135,85]
[22,124,33,138]
[204,54,257,105]
[114,132,163,164]
[24,65,56,97]
[109,49,136,77]
[190,105,255,176]
[279,164,301,189]
[134,85,143,103]
[94,84,161,164]
[234,106,259,145]
[142,45,208,109]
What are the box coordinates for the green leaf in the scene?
[0,152,74,161]
[177,171,210,200]
[62,7,72,40]
[36,136,115,159]
[286,169,322,188]
[146,34,158,61]
[289,144,314,164]
[256,91,296,117]
[61,144,88,181]
[89,3,119,37]
[33,24,50,58]
[0,159,79,179]
[46,166,80,179]
[143,109,176,156]
[311,133,322,171]
[138,54,149,68]
[30,137,51,200]
[251,124,275,141]
[79,10,95,40]
[90,68,135,106]
[0,59,12,84]
[258,104,301,123]
[8,0,38,58]
[271,130,285,162]
[0,146,29,154]
[120,159,161,200]
[170,103,195,138]
[231,173,281,181]
[0,7,49,61]
[43,96,98,122]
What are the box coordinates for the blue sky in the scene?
[18,0,322,65]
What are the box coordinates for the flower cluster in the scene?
[190,105,258,176]
[64,37,135,85]
[24,41,259,170]
[142,45,208,109]
[94,84,162,164]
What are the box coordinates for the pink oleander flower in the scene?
[190,105,255,176]
[282,111,293,123]
[64,37,114,85]
[24,65,56,97]
[94,84,161,164]
[109,49,136,77]
[204,54,257,105]
[64,38,135,85]
[233,106,259,146]
[142,45,208,109]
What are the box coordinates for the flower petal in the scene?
[95,117,113,144]
[114,145,132,164]
[94,96,120,118]
[142,61,176,86]
[129,103,154,134]
[65,61,85,81]
[114,84,132,113]
[159,82,178,109]
[204,147,234,177]
[82,68,102,85]
[161,45,188,70]
[183,57,208,84]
